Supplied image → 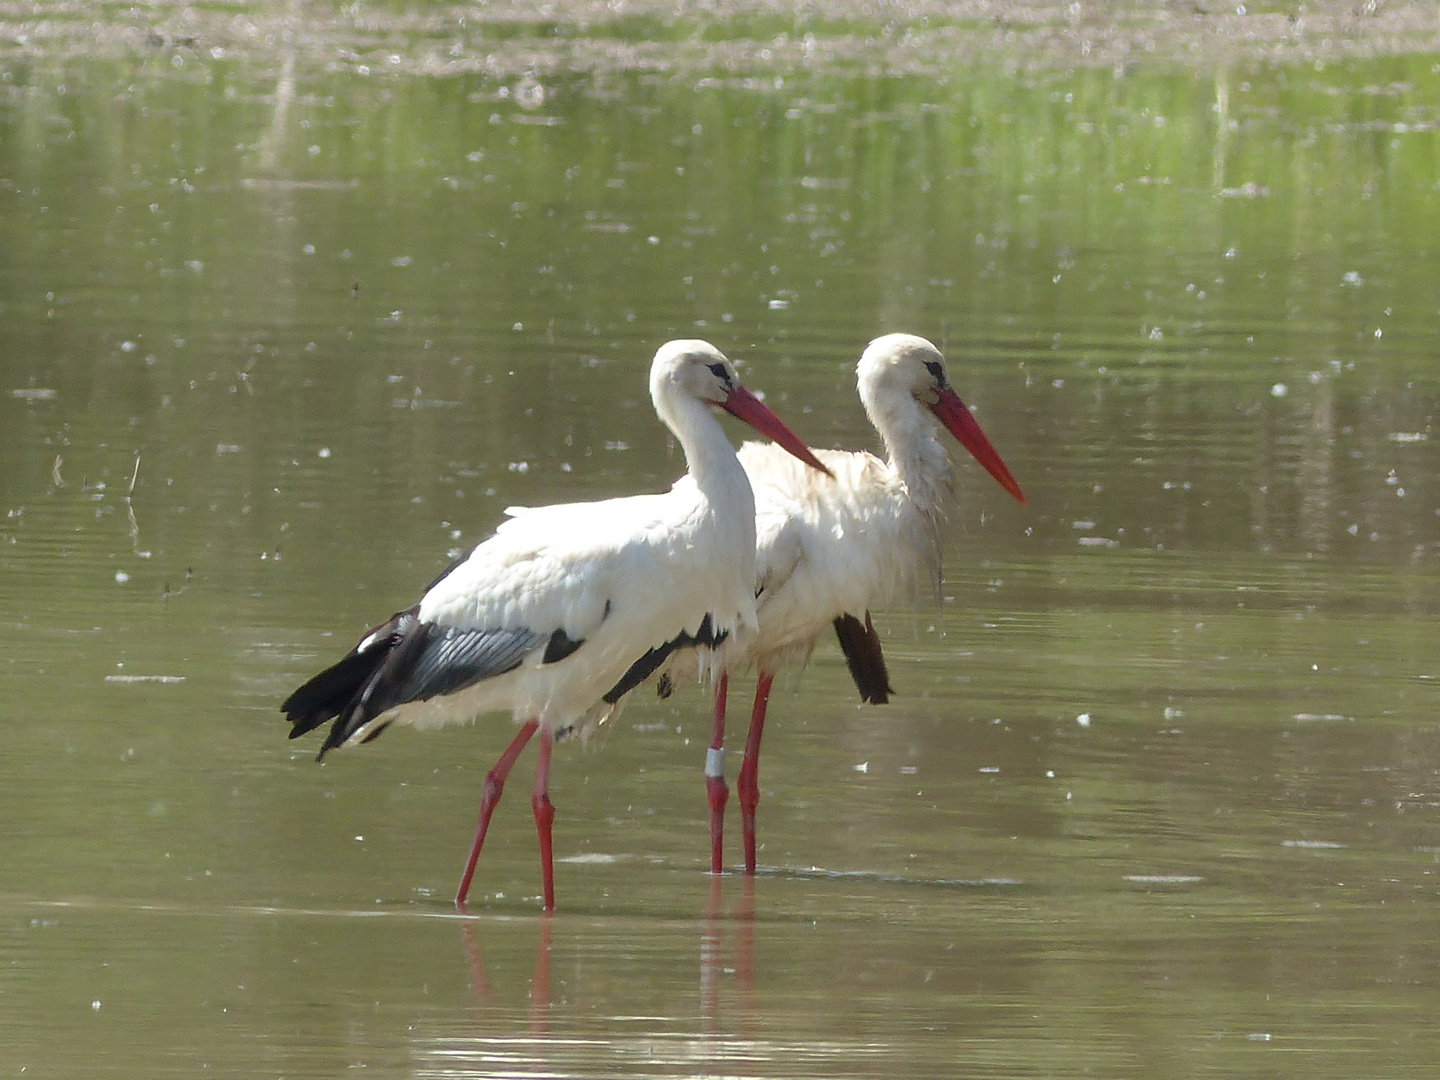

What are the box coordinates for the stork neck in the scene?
[872,401,954,518]
[661,394,753,503]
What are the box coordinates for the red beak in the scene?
[931,389,1027,505]
[722,385,833,477]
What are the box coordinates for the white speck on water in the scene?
[1341,270,1363,286]
[391,255,412,267]
[1046,770,1055,778]
[114,571,130,584]
[853,761,869,773]
[1124,874,1204,884]
[979,766,1000,774]
[317,447,331,458]
[768,298,789,309]
[1283,839,1346,849]
[1076,712,1092,727]
[1271,382,1287,397]
[354,835,364,842]
[1247,1032,1273,1042]
[92,1000,102,1011]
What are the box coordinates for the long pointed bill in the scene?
[931,388,1027,505]
[722,385,833,477]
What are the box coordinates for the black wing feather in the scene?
[832,611,893,705]
[393,625,544,703]
[542,629,585,664]
[282,609,418,739]
[282,604,548,759]
[608,614,727,705]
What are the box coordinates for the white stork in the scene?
[665,333,1028,874]
[282,340,830,911]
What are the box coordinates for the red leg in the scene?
[706,671,730,875]
[736,672,774,875]
[532,725,557,912]
[456,719,539,907]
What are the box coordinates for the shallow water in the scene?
[3,16,1440,1079]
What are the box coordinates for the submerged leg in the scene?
[736,672,775,875]
[706,671,730,875]
[532,725,557,912]
[456,719,539,907]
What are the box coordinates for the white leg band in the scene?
[705,746,726,779]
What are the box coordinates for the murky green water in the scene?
[3,14,1440,1078]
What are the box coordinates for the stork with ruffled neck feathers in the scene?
[685,333,1027,874]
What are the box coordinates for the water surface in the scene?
[2,14,1440,1078]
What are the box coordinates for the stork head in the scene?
[858,333,1026,505]
[650,340,831,476]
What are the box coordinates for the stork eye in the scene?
[923,360,944,380]
[707,362,730,382]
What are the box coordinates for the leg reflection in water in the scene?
[701,874,757,1030]
[529,914,552,1033]
[460,913,552,1034]
[457,879,756,1040]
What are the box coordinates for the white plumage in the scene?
[282,339,829,910]
[669,333,1028,874]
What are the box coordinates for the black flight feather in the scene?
[832,611,893,705]
[281,608,419,739]
[282,604,549,758]
[542,629,585,664]
[607,614,727,705]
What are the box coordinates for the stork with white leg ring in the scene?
[281,340,831,911]
[662,333,1028,874]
